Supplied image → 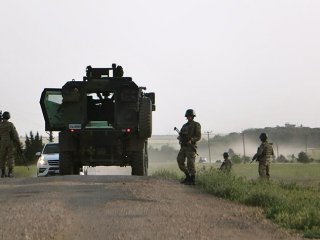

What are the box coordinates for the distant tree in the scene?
[148,145,178,162]
[288,154,296,162]
[231,155,242,164]
[277,154,288,163]
[228,148,236,157]
[24,131,44,163]
[242,156,251,163]
[297,151,313,163]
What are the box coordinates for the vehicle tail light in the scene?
[122,128,131,133]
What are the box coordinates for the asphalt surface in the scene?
[0,175,304,240]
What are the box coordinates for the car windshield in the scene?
[43,144,59,154]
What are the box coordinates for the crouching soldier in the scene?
[219,152,232,173]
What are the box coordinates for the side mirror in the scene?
[35,152,41,157]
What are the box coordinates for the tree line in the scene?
[16,126,320,165]
[149,126,320,164]
[15,131,44,165]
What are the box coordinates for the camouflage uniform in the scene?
[0,119,20,176]
[220,158,232,172]
[255,141,274,179]
[177,120,201,179]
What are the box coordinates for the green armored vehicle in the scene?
[40,64,155,176]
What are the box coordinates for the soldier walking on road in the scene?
[176,109,201,185]
[0,111,20,178]
[219,152,232,173]
[252,133,274,180]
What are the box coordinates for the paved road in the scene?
[0,176,303,240]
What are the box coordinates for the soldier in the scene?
[219,152,232,172]
[0,111,20,178]
[176,109,201,185]
[252,133,274,180]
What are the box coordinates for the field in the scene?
[151,162,320,238]
[13,165,37,177]
[151,162,320,185]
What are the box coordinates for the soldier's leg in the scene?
[177,148,190,183]
[186,150,196,185]
[7,147,15,177]
[0,147,7,178]
[258,163,267,179]
[266,164,270,180]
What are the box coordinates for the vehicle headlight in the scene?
[38,156,48,166]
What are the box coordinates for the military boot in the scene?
[1,169,5,178]
[180,172,191,184]
[8,168,13,178]
[188,175,196,185]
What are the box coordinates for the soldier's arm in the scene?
[252,146,263,161]
[10,123,20,145]
[191,122,201,143]
[257,145,264,156]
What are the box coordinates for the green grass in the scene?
[233,163,320,186]
[13,165,37,177]
[151,162,320,238]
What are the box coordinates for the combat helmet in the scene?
[259,132,268,141]
[223,152,229,158]
[185,109,196,117]
[2,111,10,120]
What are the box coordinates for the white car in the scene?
[36,143,60,177]
[199,157,208,163]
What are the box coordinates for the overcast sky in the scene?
[0,0,319,137]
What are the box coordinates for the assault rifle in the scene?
[174,127,198,156]
[250,154,257,164]
[250,147,260,164]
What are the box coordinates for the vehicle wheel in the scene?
[139,97,152,139]
[144,141,149,176]
[131,142,148,176]
[60,151,80,175]
[73,163,81,175]
[60,151,73,175]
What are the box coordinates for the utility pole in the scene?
[204,131,212,163]
[275,133,279,159]
[242,131,246,160]
[305,134,308,154]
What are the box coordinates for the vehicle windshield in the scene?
[43,144,59,154]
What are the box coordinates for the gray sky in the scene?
[1,0,319,137]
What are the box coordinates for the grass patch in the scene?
[152,163,320,238]
[13,165,37,177]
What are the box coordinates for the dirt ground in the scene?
[0,175,304,240]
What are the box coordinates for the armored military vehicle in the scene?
[40,64,155,176]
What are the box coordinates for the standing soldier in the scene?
[219,152,232,172]
[0,111,20,178]
[176,109,201,185]
[252,133,274,180]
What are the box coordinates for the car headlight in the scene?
[38,156,48,166]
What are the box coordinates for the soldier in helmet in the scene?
[252,133,274,180]
[219,152,232,172]
[176,109,201,185]
[0,111,20,178]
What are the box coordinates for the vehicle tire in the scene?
[144,141,149,176]
[60,151,73,175]
[60,151,80,175]
[73,163,81,175]
[131,142,148,176]
[139,97,152,139]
